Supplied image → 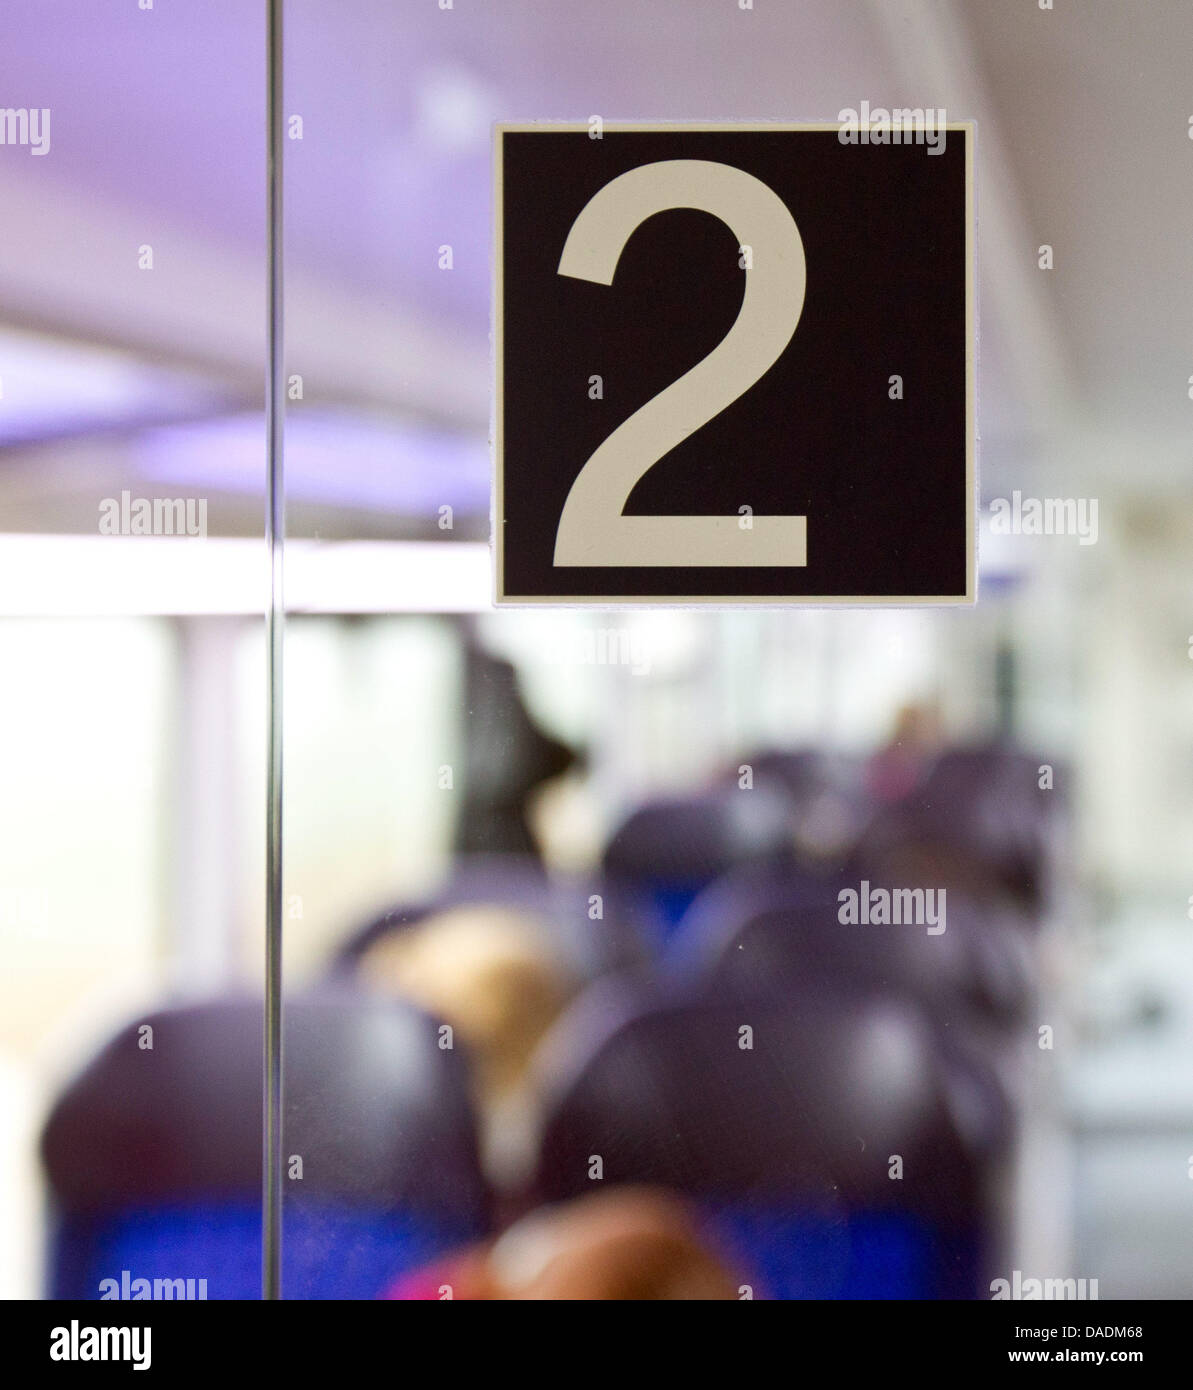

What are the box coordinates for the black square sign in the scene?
[494,122,974,605]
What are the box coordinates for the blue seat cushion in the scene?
[52,1199,483,1300]
[703,1205,979,1299]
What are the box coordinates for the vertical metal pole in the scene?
[264,0,285,1303]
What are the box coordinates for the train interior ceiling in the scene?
[2,0,1193,1299]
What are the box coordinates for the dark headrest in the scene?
[729,751,868,868]
[41,990,489,1221]
[732,749,867,802]
[535,988,1005,1224]
[602,786,794,886]
[677,872,1036,1032]
[860,743,1065,909]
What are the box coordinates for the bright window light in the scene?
[0,536,491,616]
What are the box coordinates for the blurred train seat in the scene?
[601,784,796,950]
[861,743,1067,915]
[721,749,869,875]
[41,991,491,1299]
[533,985,1009,1298]
[670,869,1036,1133]
[334,853,645,984]
[672,867,1037,1044]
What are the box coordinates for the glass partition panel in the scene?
[0,1,265,1300]
[273,0,1193,1303]
[5,0,1192,1313]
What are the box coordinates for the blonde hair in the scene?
[357,906,571,1098]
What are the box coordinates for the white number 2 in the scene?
[554,159,808,568]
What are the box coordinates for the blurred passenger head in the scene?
[355,905,572,1100]
[867,700,943,802]
[387,1187,741,1300]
